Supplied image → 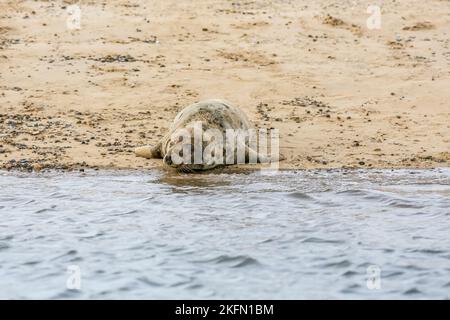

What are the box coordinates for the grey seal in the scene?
[135,99,278,172]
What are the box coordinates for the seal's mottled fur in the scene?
[135,99,274,172]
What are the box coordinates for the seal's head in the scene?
[163,122,223,172]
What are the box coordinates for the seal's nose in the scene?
[164,154,172,165]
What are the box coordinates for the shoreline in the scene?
[1,163,449,174]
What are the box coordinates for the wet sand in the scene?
[0,0,449,171]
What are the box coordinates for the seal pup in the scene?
[135,99,278,172]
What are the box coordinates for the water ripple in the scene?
[0,168,449,299]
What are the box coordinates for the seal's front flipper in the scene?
[135,143,162,159]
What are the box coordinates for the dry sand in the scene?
[0,0,449,171]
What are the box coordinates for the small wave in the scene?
[111,209,139,217]
[341,283,361,292]
[336,189,369,196]
[48,192,75,199]
[403,287,422,295]
[187,284,204,290]
[337,189,424,209]
[198,255,261,268]
[384,271,404,278]
[170,280,192,288]
[137,276,163,287]
[34,205,57,214]
[410,249,446,255]
[403,265,427,271]
[259,238,275,244]
[302,237,345,244]
[80,231,105,239]
[287,192,314,200]
[50,249,80,261]
[384,199,423,209]
[232,257,260,268]
[342,270,358,277]
[51,289,82,299]
[321,260,351,268]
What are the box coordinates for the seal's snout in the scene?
[163,154,173,165]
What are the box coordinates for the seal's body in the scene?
[135,99,274,172]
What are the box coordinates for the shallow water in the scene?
[0,168,449,299]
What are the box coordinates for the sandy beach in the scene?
[0,0,449,171]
